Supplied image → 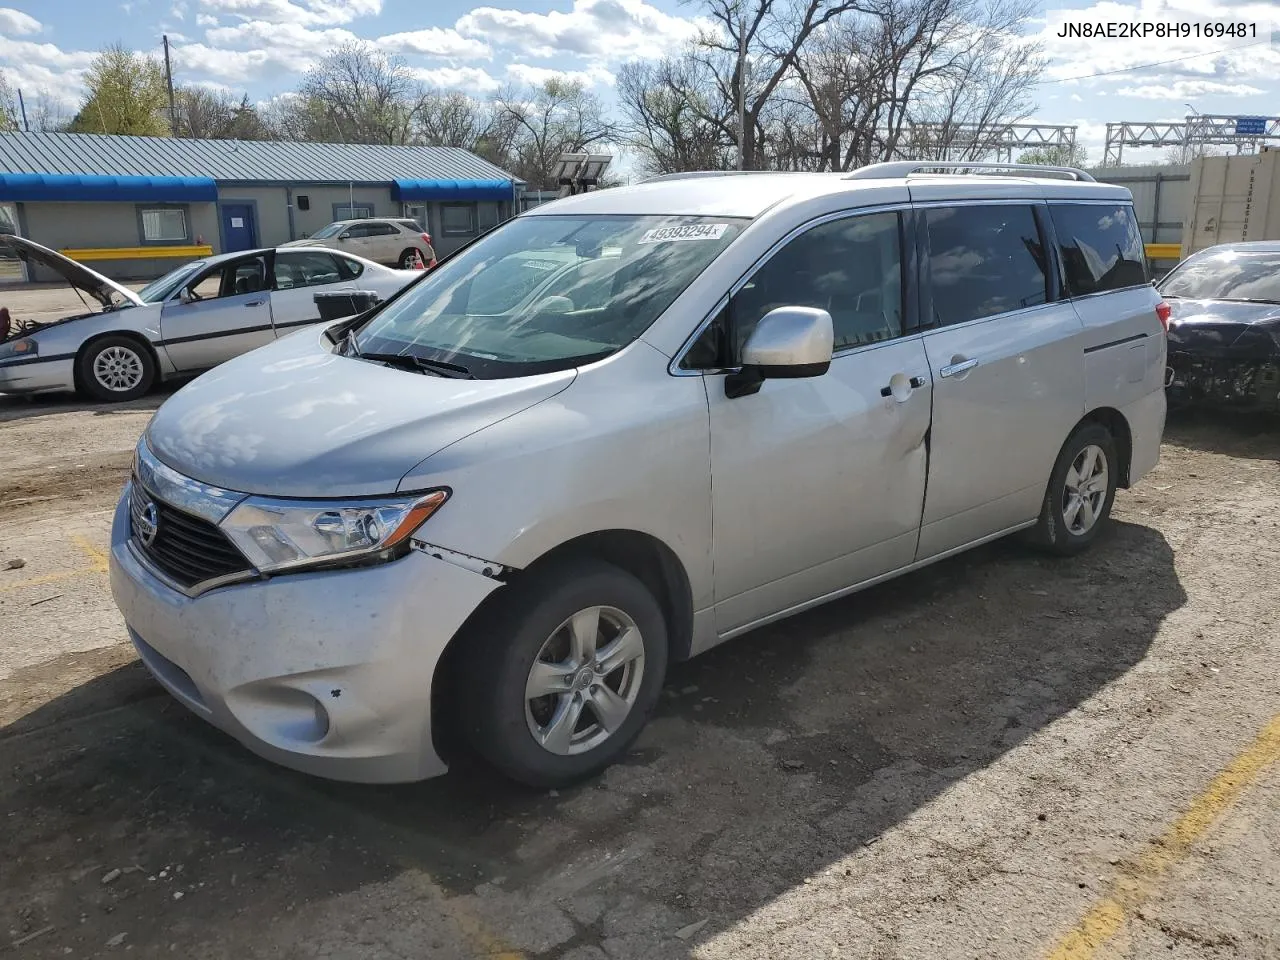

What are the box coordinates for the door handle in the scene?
[244,299,266,307]
[939,357,979,378]
[879,374,929,399]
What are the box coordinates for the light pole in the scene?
[736,2,747,170]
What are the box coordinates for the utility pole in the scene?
[16,88,28,132]
[736,5,747,170]
[163,34,178,137]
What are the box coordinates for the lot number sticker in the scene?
[638,224,729,244]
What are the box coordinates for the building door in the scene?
[220,203,258,252]
[0,203,24,282]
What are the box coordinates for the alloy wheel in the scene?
[1061,443,1109,535]
[525,605,646,756]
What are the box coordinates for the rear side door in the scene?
[159,254,275,371]
[914,200,1084,559]
[364,221,401,263]
[1048,201,1165,412]
[269,250,352,331]
[698,207,934,635]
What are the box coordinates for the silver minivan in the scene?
[109,163,1168,787]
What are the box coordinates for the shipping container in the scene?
[1183,149,1280,256]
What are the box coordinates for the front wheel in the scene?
[77,335,156,402]
[457,560,668,788]
[1026,422,1118,556]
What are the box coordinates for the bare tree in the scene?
[0,73,18,131]
[175,88,271,140]
[616,58,732,174]
[493,79,616,189]
[297,42,418,144]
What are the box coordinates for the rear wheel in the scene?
[398,248,421,269]
[457,560,668,788]
[77,335,156,403]
[1026,422,1118,556]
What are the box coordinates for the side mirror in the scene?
[339,232,352,240]
[179,290,194,305]
[726,306,834,398]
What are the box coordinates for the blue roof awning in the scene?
[0,174,218,203]
[393,178,516,202]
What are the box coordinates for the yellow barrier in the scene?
[58,245,214,261]
[1144,243,1182,261]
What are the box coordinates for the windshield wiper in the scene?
[357,351,474,378]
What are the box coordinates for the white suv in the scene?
[110,162,1168,789]
[286,218,436,269]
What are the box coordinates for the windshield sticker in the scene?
[521,259,562,271]
[637,224,729,245]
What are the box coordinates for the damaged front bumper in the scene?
[1166,351,1280,412]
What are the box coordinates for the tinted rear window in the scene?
[925,205,1048,326]
[1051,203,1148,296]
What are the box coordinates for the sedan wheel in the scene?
[77,336,157,403]
[525,605,647,756]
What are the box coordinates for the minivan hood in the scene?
[145,328,576,497]
[0,234,144,309]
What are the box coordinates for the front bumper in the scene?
[108,487,502,783]
[0,356,75,394]
[1167,351,1280,411]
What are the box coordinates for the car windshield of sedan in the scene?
[1160,250,1280,303]
[309,223,346,240]
[135,261,209,303]
[352,215,745,377]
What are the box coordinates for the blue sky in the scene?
[0,0,1277,165]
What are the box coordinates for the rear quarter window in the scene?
[1050,202,1149,296]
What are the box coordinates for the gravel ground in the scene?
[1,286,1277,960]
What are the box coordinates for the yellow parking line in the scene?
[71,534,110,572]
[0,535,110,594]
[1045,713,1280,959]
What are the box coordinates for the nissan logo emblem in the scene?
[136,500,160,547]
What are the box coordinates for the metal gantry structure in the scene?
[899,123,1078,162]
[1102,115,1280,166]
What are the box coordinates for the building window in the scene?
[334,203,373,221]
[441,203,477,236]
[477,202,500,233]
[140,207,188,243]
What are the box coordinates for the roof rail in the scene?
[845,161,1096,182]
[640,170,793,184]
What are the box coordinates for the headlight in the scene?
[219,490,448,574]
[0,338,37,361]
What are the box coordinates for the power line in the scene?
[1036,37,1272,85]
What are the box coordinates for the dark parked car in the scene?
[1159,241,1280,411]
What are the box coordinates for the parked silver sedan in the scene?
[0,237,420,401]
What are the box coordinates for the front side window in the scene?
[141,207,187,243]
[138,260,207,302]
[925,205,1048,326]
[354,215,744,378]
[274,251,342,289]
[1159,248,1280,302]
[1051,202,1148,296]
[729,211,904,358]
[309,222,346,240]
[442,203,477,236]
[185,255,268,301]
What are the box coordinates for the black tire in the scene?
[1025,422,1119,556]
[398,248,421,268]
[77,335,156,403]
[457,559,669,788]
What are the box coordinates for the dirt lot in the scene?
[1,289,1278,960]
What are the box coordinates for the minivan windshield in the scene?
[1160,249,1280,303]
[352,215,744,378]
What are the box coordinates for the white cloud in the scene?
[1116,79,1266,99]
[0,7,40,35]
[377,27,490,60]
[196,13,219,27]
[505,62,615,88]
[178,20,362,79]
[407,65,501,94]
[200,0,382,27]
[457,0,708,62]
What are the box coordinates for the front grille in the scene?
[130,481,252,589]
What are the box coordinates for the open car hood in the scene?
[0,234,145,309]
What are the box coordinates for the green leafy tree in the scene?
[0,72,19,131]
[1018,144,1089,167]
[69,44,170,136]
